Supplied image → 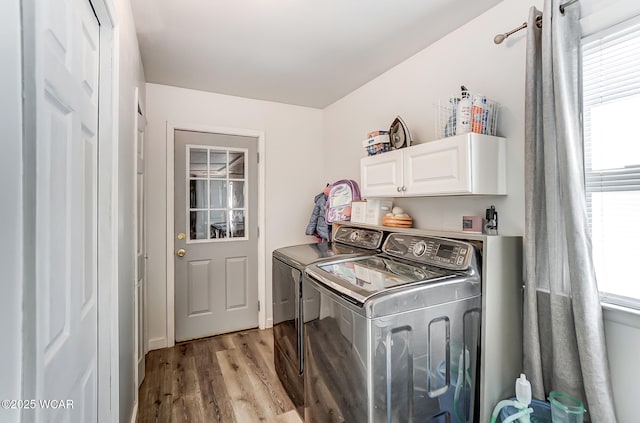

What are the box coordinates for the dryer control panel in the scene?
[334,226,384,250]
[382,234,473,270]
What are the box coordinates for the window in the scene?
[582,15,640,307]
[187,145,248,241]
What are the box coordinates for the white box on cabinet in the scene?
[364,199,393,225]
[350,201,367,223]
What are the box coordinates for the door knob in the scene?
[176,248,186,257]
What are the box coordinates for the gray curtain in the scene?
[523,2,617,422]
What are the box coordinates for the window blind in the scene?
[582,14,640,305]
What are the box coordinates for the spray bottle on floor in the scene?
[490,374,534,423]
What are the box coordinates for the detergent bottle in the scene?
[515,374,532,423]
[456,86,472,134]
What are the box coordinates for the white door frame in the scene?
[92,2,120,420]
[20,0,120,421]
[166,122,266,346]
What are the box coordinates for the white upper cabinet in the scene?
[360,133,506,197]
[359,149,404,197]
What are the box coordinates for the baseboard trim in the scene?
[148,337,167,351]
[130,401,138,423]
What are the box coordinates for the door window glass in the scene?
[209,150,228,178]
[189,211,209,240]
[209,180,227,209]
[189,149,208,177]
[188,145,248,242]
[229,151,245,178]
[230,209,245,238]
[190,180,207,209]
[209,210,228,239]
[230,181,245,208]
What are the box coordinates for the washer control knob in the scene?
[413,241,427,257]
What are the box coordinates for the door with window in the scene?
[174,130,259,341]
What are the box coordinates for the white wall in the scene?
[0,1,23,422]
[322,0,640,421]
[145,83,324,348]
[323,0,542,235]
[114,0,147,420]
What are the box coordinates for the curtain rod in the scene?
[493,0,579,45]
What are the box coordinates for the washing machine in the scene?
[272,226,384,417]
[303,233,482,423]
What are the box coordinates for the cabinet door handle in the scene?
[402,186,407,192]
[397,186,401,192]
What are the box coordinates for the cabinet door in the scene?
[403,137,471,195]
[360,150,403,197]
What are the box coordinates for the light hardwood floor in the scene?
[138,328,302,423]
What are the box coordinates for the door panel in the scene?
[135,107,146,387]
[175,130,259,341]
[226,257,248,309]
[187,260,212,315]
[82,137,97,312]
[35,0,99,419]
[136,175,145,280]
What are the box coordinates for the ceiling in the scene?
[131,0,502,108]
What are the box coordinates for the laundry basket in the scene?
[498,398,552,423]
[435,94,500,139]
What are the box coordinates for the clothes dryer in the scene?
[272,226,383,416]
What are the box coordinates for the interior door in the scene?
[135,104,146,387]
[34,0,100,420]
[174,130,259,341]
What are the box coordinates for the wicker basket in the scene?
[381,215,413,228]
